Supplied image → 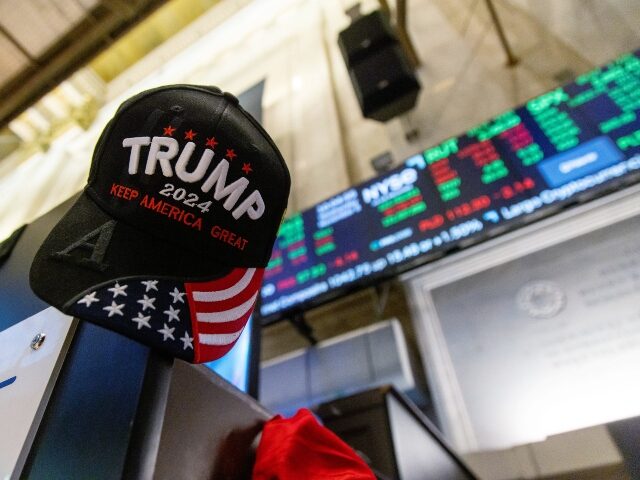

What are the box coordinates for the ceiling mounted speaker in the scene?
[347,43,421,122]
[338,11,421,122]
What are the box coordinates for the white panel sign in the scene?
[0,308,75,479]
[429,217,640,449]
[402,187,640,452]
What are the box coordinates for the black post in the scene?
[484,0,519,66]
[122,352,175,479]
[289,312,318,345]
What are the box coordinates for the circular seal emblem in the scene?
[516,281,566,319]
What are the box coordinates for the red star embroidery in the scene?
[184,129,197,141]
[226,149,237,160]
[206,137,218,148]
[163,125,176,136]
[241,163,252,175]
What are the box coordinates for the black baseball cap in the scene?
[30,85,290,363]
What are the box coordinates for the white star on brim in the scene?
[103,301,125,317]
[180,332,193,350]
[137,294,156,311]
[141,280,159,292]
[108,282,128,298]
[131,312,151,330]
[158,323,175,341]
[169,287,186,304]
[77,291,99,307]
[163,305,181,323]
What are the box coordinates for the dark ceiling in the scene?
[0,0,167,130]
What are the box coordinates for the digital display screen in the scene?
[258,49,640,323]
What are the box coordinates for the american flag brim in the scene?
[186,267,264,363]
[68,267,265,363]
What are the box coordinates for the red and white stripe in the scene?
[185,267,264,362]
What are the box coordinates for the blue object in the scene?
[204,316,253,393]
[0,375,16,389]
[537,136,624,188]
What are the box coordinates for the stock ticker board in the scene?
[257,49,640,323]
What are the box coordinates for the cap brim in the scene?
[30,193,263,363]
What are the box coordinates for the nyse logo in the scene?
[361,168,418,205]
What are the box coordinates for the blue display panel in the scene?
[258,49,640,323]
[204,316,255,394]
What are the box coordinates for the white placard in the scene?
[402,187,640,452]
[429,218,640,449]
[0,308,75,479]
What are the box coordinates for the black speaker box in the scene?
[316,386,478,480]
[348,43,421,122]
[338,10,398,69]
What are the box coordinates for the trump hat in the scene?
[30,85,290,363]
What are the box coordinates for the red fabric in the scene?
[253,409,376,480]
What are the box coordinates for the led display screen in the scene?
[258,49,640,323]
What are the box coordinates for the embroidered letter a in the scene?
[52,220,116,272]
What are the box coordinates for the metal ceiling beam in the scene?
[0,0,168,130]
[377,0,421,68]
[396,0,420,68]
[484,0,518,66]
